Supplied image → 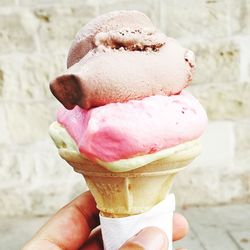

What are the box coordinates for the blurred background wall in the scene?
[0,0,249,216]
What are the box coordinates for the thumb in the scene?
[119,227,168,250]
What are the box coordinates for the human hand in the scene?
[22,191,188,250]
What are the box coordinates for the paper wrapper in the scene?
[100,193,175,250]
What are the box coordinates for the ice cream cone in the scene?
[50,122,201,218]
[48,11,207,250]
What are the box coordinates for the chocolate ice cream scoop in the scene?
[50,11,195,110]
[67,10,154,67]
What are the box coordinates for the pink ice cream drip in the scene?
[57,91,207,162]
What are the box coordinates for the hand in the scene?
[22,191,188,250]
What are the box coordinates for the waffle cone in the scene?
[58,139,201,217]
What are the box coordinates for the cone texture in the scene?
[58,140,201,217]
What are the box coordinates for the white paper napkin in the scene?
[99,193,175,250]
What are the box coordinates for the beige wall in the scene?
[0,0,249,215]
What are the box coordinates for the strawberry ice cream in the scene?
[57,91,207,162]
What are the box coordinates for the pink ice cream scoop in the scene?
[50,10,195,110]
[57,91,207,162]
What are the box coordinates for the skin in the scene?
[22,191,189,250]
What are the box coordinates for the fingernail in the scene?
[119,227,168,250]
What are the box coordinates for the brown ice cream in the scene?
[50,10,195,110]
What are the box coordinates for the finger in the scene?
[173,213,189,241]
[23,191,99,250]
[80,227,103,250]
[119,227,168,250]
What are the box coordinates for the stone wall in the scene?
[0,0,249,215]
